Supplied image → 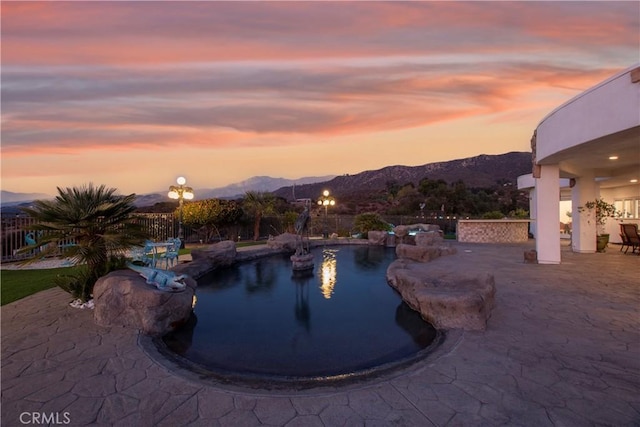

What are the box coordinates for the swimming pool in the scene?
[161,245,438,382]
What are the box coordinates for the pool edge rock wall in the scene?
[93,270,197,336]
[386,230,496,331]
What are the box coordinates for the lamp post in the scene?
[317,190,336,238]
[168,176,194,248]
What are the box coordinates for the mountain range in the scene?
[272,151,532,200]
[131,175,336,207]
[195,175,336,199]
[1,190,52,205]
[1,152,532,211]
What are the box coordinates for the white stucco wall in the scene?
[536,65,640,162]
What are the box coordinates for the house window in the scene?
[614,198,640,219]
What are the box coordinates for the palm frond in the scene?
[19,183,149,300]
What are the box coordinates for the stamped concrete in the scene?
[2,241,639,426]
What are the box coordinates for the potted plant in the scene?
[578,198,618,252]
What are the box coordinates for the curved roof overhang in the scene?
[533,64,640,189]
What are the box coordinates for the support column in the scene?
[535,164,561,264]
[571,172,597,253]
[528,188,537,238]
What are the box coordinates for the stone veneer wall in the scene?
[457,220,530,243]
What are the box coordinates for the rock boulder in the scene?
[191,240,237,266]
[387,259,495,331]
[93,270,196,336]
[385,233,397,247]
[414,231,444,247]
[395,243,457,263]
[266,233,298,252]
[367,230,388,245]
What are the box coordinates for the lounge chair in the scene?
[619,225,631,252]
[620,223,640,255]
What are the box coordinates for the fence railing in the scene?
[1,212,456,263]
[1,213,193,263]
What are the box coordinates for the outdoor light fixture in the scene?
[609,156,619,160]
[317,190,336,238]
[168,176,194,247]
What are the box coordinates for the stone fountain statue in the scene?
[290,202,314,271]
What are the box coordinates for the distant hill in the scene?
[133,193,166,207]
[2,154,531,211]
[133,174,335,208]
[272,152,532,200]
[1,190,51,205]
[195,175,335,199]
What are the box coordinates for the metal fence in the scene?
[2,215,38,262]
[1,213,191,263]
[1,212,456,263]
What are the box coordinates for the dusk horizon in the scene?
[1,150,530,203]
[2,1,638,196]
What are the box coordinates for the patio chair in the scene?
[620,223,640,255]
[130,243,156,267]
[25,232,37,246]
[160,238,181,269]
[24,232,43,257]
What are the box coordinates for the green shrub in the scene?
[482,211,505,219]
[54,254,129,302]
[54,268,94,302]
[337,227,351,237]
[508,208,529,218]
[108,254,129,271]
[354,212,392,238]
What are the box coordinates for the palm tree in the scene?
[242,191,275,241]
[20,183,147,300]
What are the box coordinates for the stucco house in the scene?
[518,64,640,264]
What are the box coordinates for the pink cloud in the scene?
[2,2,637,65]
[1,60,630,159]
[1,2,637,162]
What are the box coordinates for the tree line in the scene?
[143,178,529,242]
[382,177,529,218]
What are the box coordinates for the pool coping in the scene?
[139,327,463,396]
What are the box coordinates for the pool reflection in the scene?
[319,249,337,299]
[292,269,313,332]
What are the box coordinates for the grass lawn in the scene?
[1,266,81,306]
[237,241,267,248]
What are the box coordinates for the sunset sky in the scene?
[2,1,638,197]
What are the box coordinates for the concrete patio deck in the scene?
[2,241,639,426]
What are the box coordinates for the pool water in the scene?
[162,245,437,379]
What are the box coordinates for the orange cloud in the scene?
[1,1,638,195]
